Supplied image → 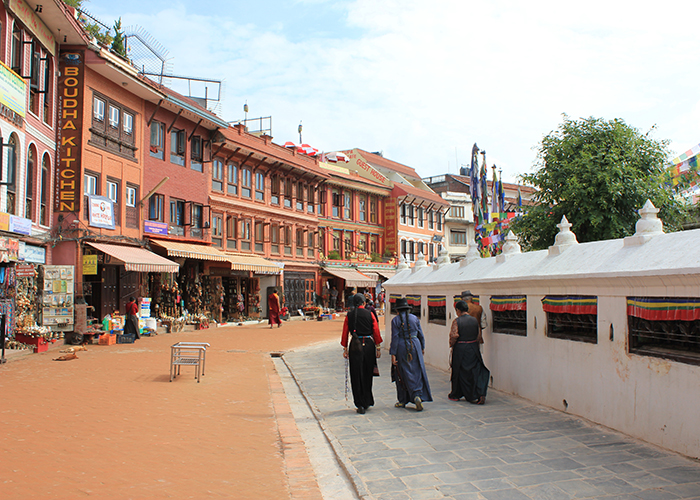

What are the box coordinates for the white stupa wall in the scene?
[383,206,700,459]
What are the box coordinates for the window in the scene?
[242,168,252,198]
[543,295,597,344]
[333,230,342,252]
[43,57,52,125]
[296,228,304,256]
[150,121,164,159]
[84,173,97,195]
[255,172,265,201]
[307,185,315,213]
[40,154,49,225]
[628,297,700,365]
[170,129,185,166]
[170,199,185,226]
[332,189,341,217]
[191,204,203,228]
[270,175,280,204]
[11,25,22,74]
[271,224,280,254]
[26,146,35,221]
[406,205,414,225]
[343,192,352,220]
[284,226,292,255]
[407,295,421,318]
[29,41,40,115]
[428,210,434,229]
[359,195,367,222]
[450,230,467,245]
[409,240,415,261]
[126,186,136,207]
[307,231,314,258]
[358,234,367,252]
[371,235,377,254]
[107,179,120,226]
[370,197,377,223]
[227,163,238,195]
[240,219,251,251]
[450,205,465,218]
[149,194,164,221]
[437,211,442,231]
[400,203,406,224]
[284,178,292,208]
[429,243,434,262]
[108,105,120,129]
[296,181,304,210]
[123,113,133,135]
[212,159,224,191]
[491,296,527,336]
[344,233,352,257]
[93,97,105,122]
[417,207,424,228]
[428,296,446,326]
[401,239,407,260]
[226,216,237,250]
[212,214,223,247]
[255,222,264,252]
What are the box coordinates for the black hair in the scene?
[455,300,469,312]
[353,294,365,307]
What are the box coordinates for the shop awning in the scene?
[377,269,396,280]
[225,253,281,275]
[322,267,376,287]
[85,242,180,273]
[150,240,230,262]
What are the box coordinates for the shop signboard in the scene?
[56,50,84,213]
[8,0,56,56]
[0,237,20,261]
[82,255,98,275]
[144,220,168,235]
[0,60,26,117]
[41,265,75,331]
[88,195,115,229]
[19,242,46,264]
[384,198,398,254]
[9,215,31,235]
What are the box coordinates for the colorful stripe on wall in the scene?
[428,296,446,307]
[627,297,700,321]
[490,295,526,311]
[389,294,401,304]
[542,296,597,315]
[406,294,421,306]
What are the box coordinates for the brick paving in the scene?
[283,341,700,500]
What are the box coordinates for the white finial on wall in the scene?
[496,231,521,263]
[624,200,664,246]
[461,243,480,267]
[413,252,427,271]
[549,215,579,255]
[397,255,410,271]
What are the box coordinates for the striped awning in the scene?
[627,297,700,321]
[376,269,396,279]
[150,240,230,262]
[225,253,281,275]
[490,295,527,311]
[322,267,376,287]
[542,296,597,315]
[86,242,179,273]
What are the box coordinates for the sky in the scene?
[83,0,700,183]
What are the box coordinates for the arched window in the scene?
[40,153,50,225]
[6,134,18,215]
[26,145,36,221]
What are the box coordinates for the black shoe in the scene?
[356,407,366,414]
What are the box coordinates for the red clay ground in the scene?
[0,316,354,500]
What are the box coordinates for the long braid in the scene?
[401,310,413,362]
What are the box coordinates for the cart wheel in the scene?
[70,333,84,345]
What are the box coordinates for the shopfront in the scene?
[321,266,377,310]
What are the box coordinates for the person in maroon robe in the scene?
[268,289,282,328]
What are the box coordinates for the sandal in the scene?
[394,402,405,408]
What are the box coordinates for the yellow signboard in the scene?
[83,255,98,275]
[0,60,26,117]
[9,0,56,56]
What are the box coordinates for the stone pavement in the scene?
[282,341,700,500]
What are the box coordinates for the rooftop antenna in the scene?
[298,121,303,144]
[243,101,248,128]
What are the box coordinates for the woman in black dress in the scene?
[449,300,489,404]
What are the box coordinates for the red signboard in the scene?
[56,50,84,212]
[384,198,398,254]
[16,264,35,277]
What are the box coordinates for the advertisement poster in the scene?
[88,195,115,229]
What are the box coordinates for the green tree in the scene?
[511,115,688,251]
[111,18,126,57]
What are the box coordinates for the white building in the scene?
[383,201,700,459]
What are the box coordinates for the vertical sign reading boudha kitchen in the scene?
[384,198,398,255]
[56,51,84,212]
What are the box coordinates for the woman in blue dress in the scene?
[390,298,432,411]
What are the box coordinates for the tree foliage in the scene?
[511,115,688,251]
[111,18,126,57]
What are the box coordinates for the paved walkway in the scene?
[282,341,700,500]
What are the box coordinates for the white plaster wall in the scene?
[384,282,700,459]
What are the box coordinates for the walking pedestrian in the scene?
[268,288,282,328]
[341,294,383,414]
[449,300,490,404]
[390,297,432,411]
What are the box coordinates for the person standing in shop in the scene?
[124,297,141,340]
